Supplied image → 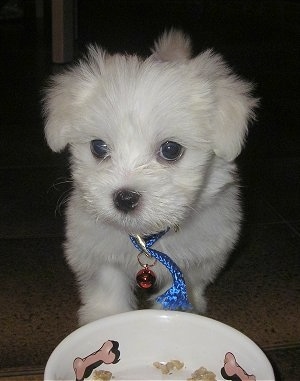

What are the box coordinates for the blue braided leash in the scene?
[129,230,193,311]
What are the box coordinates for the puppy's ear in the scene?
[151,29,192,62]
[193,50,258,161]
[43,46,106,152]
[43,72,77,152]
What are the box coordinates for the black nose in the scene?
[113,189,141,212]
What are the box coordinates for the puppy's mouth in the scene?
[110,188,181,236]
[110,196,168,236]
[115,212,169,237]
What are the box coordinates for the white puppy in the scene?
[44,30,257,325]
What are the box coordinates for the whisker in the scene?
[55,190,72,216]
[47,177,73,216]
[47,177,73,192]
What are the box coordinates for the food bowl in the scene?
[44,310,275,381]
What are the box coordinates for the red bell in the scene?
[136,267,156,289]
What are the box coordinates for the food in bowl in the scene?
[188,366,217,381]
[92,370,113,380]
[153,359,184,374]
[153,360,216,381]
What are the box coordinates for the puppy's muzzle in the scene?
[113,189,141,213]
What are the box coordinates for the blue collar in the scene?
[130,229,193,311]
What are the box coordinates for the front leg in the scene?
[184,262,223,315]
[77,264,137,325]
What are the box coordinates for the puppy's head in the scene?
[43,30,257,235]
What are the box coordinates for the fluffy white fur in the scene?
[44,30,257,325]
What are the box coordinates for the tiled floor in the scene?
[0,1,299,380]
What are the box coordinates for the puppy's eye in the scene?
[159,141,184,161]
[90,139,109,159]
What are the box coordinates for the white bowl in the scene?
[44,310,275,381]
